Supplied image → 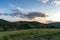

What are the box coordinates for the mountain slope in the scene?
[0,19,60,31]
[0,19,9,23]
[48,22,60,27]
[0,19,45,31]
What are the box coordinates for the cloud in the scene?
[9,3,31,13]
[15,7,31,13]
[9,7,31,18]
[53,0,60,7]
[0,15,37,22]
[10,7,48,19]
[24,12,48,19]
[38,0,49,3]
[0,8,6,14]
[0,15,28,22]
[9,3,15,7]
[0,15,48,23]
[11,7,31,15]
[9,3,48,18]
[0,4,48,22]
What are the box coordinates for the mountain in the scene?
[0,19,60,31]
[0,19,46,31]
[0,19,9,23]
[48,22,60,27]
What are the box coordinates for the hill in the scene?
[0,19,45,31]
[0,19,9,23]
[48,22,60,28]
[0,19,60,31]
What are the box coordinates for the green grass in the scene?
[0,29,60,40]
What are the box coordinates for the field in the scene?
[0,29,60,40]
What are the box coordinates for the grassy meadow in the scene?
[0,29,60,40]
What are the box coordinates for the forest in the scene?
[0,19,58,31]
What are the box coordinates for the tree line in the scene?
[0,20,56,31]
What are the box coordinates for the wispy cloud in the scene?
[9,3,15,7]
[0,8,6,14]
[53,0,60,7]
[10,6,48,20]
[38,0,49,3]
[0,15,30,22]
[9,3,31,13]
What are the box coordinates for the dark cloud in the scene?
[9,7,48,19]
[24,12,48,19]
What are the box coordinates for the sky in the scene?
[0,0,60,23]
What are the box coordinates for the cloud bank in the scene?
[10,7,48,19]
[24,12,48,19]
[0,6,48,22]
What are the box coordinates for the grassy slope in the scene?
[0,29,60,40]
